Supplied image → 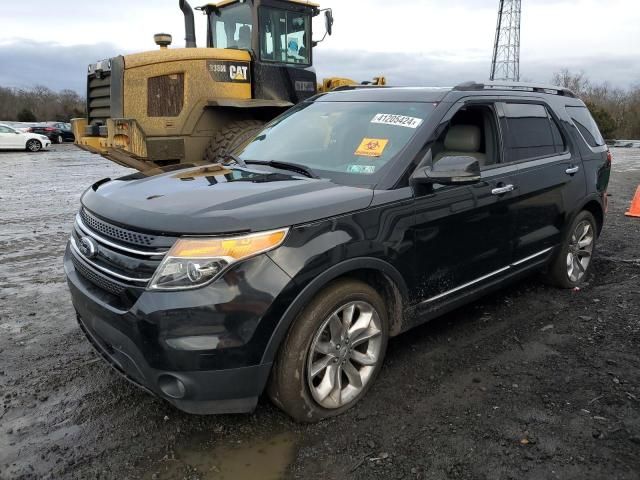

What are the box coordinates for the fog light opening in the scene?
[158,374,186,399]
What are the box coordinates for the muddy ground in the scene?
[1,144,639,480]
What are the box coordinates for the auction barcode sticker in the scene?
[371,114,423,129]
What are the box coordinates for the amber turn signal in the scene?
[168,229,288,261]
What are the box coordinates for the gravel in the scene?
[0,144,639,479]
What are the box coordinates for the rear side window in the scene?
[566,106,605,148]
[502,103,566,162]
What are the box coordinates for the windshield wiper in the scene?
[216,153,247,168]
[245,160,319,179]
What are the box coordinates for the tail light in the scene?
[606,149,613,167]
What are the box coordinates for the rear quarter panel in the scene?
[557,98,610,219]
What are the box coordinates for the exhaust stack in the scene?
[179,0,197,48]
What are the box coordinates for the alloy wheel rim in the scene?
[567,220,594,282]
[306,300,382,409]
[28,141,39,152]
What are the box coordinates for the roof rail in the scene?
[454,81,577,98]
[332,84,391,92]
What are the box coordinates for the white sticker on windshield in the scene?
[371,113,423,129]
[347,165,376,174]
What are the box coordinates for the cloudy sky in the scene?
[0,0,638,93]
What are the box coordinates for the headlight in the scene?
[40,135,49,141]
[148,228,288,291]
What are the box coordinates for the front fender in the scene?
[259,198,415,364]
[261,256,408,365]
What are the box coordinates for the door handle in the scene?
[491,184,515,196]
[565,166,580,175]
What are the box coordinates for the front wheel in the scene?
[544,210,597,288]
[268,279,389,422]
[26,139,42,152]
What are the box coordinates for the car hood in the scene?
[81,165,374,235]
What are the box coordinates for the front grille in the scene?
[70,210,175,299]
[88,74,111,127]
[86,56,123,129]
[81,208,156,247]
[71,254,126,295]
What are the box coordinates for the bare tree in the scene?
[552,70,640,140]
[552,69,590,96]
[0,86,85,122]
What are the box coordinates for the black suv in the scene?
[64,82,611,422]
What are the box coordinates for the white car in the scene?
[0,123,51,152]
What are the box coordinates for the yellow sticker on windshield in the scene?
[355,138,389,157]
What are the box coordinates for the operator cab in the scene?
[202,0,324,63]
[200,0,332,102]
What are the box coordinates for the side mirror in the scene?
[325,9,334,36]
[313,8,333,46]
[411,155,481,187]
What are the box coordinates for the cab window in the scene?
[259,7,311,65]
[209,3,253,50]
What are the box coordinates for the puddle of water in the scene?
[145,432,297,480]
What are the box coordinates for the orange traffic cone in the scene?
[625,186,640,218]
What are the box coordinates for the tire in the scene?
[268,279,389,423]
[544,210,598,288]
[26,139,42,152]
[203,120,265,163]
[56,135,63,144]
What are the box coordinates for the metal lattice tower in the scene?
[490,0,521,81]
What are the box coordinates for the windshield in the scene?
[237,101,435,186]
[209,3,253,50]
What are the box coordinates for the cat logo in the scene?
[229,65,249,81]
[206,60,251,84]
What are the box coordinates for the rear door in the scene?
[497,101,586,264]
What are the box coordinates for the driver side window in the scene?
[431,103,501,170]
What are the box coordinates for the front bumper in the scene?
[72,118,167,172]
[64,246,292,414]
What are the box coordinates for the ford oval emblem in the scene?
[79,236,98,259]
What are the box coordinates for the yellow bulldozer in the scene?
[72,0,385,172]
